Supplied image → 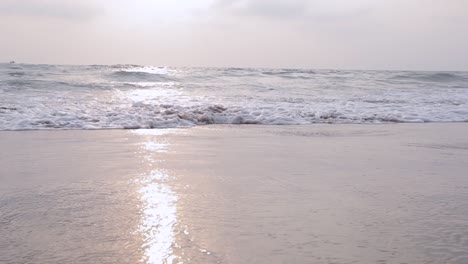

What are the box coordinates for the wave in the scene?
[0,106,18,112]
[115,66,169,75]
[116,81,178,88]
[351,99,408,104]
[8,72,27,77]
[391,72,467,83]
[261,69,316,79]
[42,80,177,90]
[109,67,174,83]
[263,69,316,75]
[213,68,317,78]
[3,102,467,130]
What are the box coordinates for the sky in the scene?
[0,0,467,70]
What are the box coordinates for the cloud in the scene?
[1,0,467,70]
[214,0,307,19]
[211,0,378,21]
[0,0,102,21]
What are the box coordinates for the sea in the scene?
[1,63,468,130]
[2,63,468,264]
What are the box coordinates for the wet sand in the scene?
[1,124,468,264]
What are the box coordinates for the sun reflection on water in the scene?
[133,129,181,264]
[138,170,177,264]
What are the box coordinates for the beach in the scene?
[1,124,468,263]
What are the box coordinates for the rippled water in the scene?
[1,63,468,130]
[0,130,180,264]
[1,125,468,263]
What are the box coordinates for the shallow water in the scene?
[1,125,468,264]
[0,130,184,264]
[1,64,468,130]
[157,125,468,264]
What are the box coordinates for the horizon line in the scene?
[2,61,468,73]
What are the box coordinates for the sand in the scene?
[1,124,468,264]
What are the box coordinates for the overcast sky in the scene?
[1,0,467,70]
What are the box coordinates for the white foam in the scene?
[127,88,182,102]
[120,66,169,75]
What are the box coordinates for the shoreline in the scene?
[1,120,468,132]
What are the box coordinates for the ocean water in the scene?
[2,126,468,264]
[1,63,468,130]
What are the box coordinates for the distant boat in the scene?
[9,61,15,64]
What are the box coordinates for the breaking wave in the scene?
[2,102,468,131]
[115,65,169,75]
[1,63,468,130]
